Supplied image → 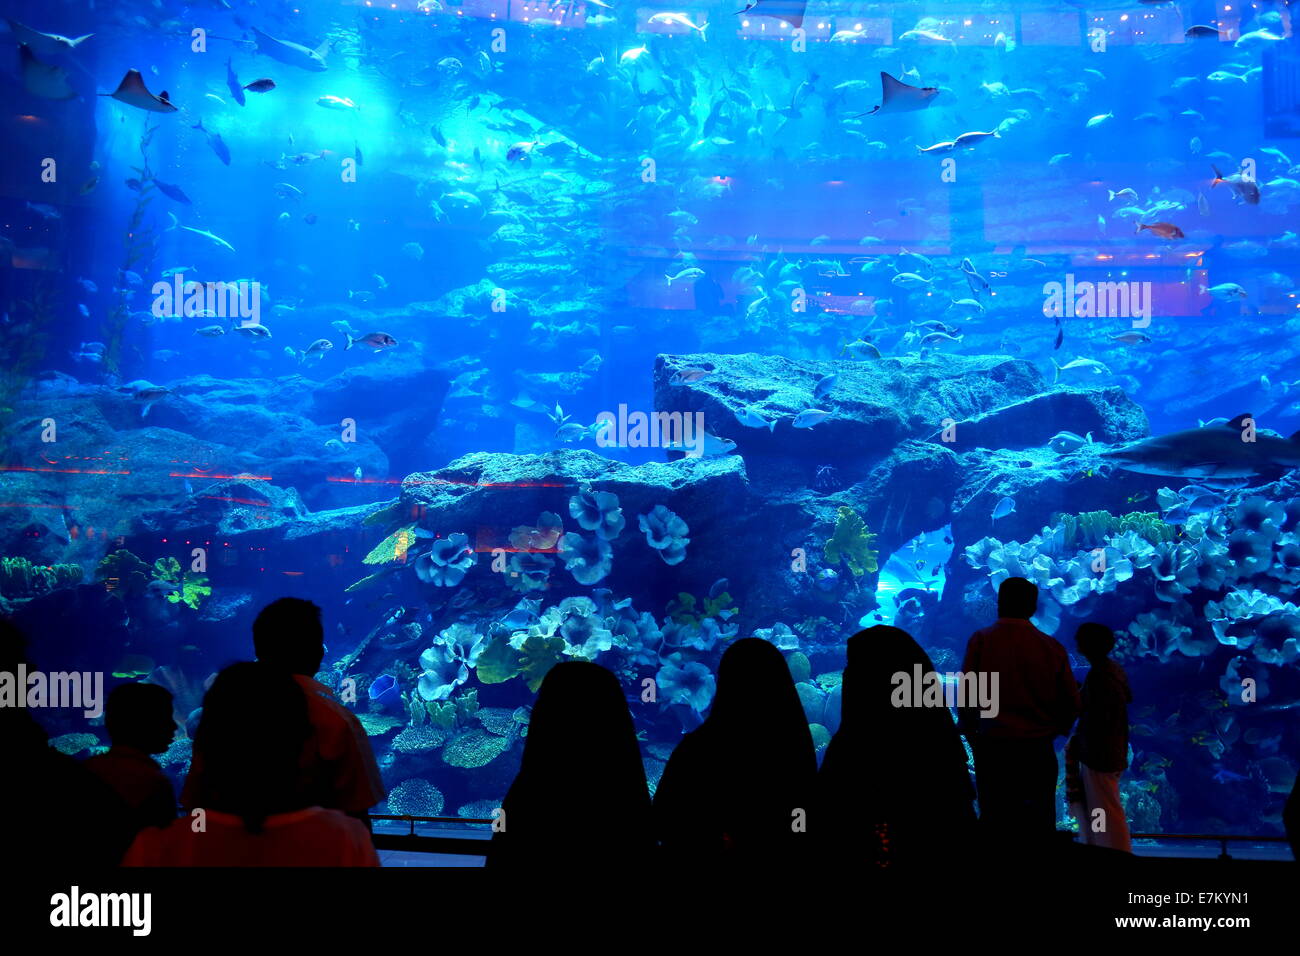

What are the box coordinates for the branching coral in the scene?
[151,557,211,610]
[824,507,878,577]
[639,504,690,565]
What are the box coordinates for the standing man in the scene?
[182,598,386,828]
[959,577,1080,843]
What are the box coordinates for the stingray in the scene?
[251,25,329,72]
[101,69,177,112]
[857,71,940,117]
[18,44,75,100]
[5,18,93,57]
[733,0,806,29]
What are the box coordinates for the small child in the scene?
[1068,623,1132,852]
[85,683,179,839]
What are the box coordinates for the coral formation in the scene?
[638,504,690,565]
[824,507,879,577]
[386,778,445,817]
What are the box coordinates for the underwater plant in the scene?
[569,486,626,540]
[638,504,690,565]
[414,532,475,586]
[824,507,878,577]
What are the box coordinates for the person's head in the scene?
[193,661,313,833]
[252,598,324,676]
[708,638,809,746]
[1075,622,1116,664]
[843,625,935,714]
[105,683,176,754]
[997,577,1038,620]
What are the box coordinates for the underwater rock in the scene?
[941,386,1149,452]
[651,351,1047,486]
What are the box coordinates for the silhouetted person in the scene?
[959,578,1079,844]
[818,626,976,869]
[0,618,132,868]
[1068,623,1132,852]
[125,662,379,866]
[487,661,653,870]
[180,598,385,826]
[1286,772,1300,862]
[654,638,816,860]
[85,683,178,839]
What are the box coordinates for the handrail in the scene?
[1129,832,1290,861]
[369,813,494,837]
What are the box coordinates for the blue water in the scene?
[2,0,1298,836]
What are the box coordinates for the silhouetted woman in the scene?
[818,626,976,869]
[487,661,653,870]
[654,638,817,859]
[124,662,378,866]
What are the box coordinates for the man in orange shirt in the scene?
[182,599,386,827]
[958,577,1080,844]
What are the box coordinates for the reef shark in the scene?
[1100,414,1300,479]
[251,26,329,72]
[101,70,177,112]
[857,72,941,117]
[18,44,75,100]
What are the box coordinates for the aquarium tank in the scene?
[1,0,1297,840]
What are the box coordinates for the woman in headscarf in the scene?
[818,626,976,870]
[487,661,654,870]
[654,638,817,860]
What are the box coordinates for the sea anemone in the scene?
[639,504,690,566]
[569,486,626,540]
[414,532,475,587]
[1275,541,1300,583]
[417,643,470,701]
[557,530,613,584]
[656,659,716,713]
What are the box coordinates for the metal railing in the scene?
[365,816,1296,861]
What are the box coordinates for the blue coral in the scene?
[557,530,613,584]
[417,643,470,701]
[414,532,475,586]
[656,659,715,713]
[638,504,690,566]
[569,487,626,540]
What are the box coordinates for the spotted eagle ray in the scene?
[856,71,940,117]
[100,69,177,112]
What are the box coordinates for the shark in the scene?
[251,26,329,72]
[101,69,177,112]
[1099,414,1300,479]
[5,18,93,57]
[18,44,75,100]
[857,71,941,117]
